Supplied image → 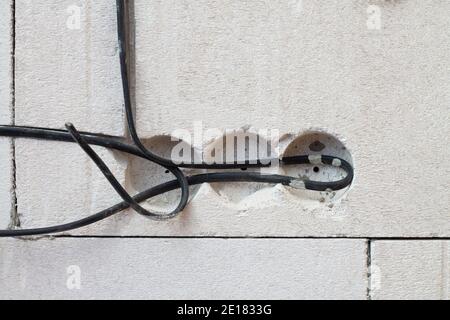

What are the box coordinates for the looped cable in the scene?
[65,123,186,220]
[116,0,190,217]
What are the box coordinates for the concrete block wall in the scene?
[14,0,127,230]
[0,0,449,299]
[371,241,450,299]
[0,239,368,299]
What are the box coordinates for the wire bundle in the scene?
[0,0,353,237]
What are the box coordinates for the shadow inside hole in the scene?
[203,130,278,203]
[126,135,203,213]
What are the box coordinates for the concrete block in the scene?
[126,0,450,237]
[371,241,450,300]
[0,238,368,299]
[12,0,450,237]
[15,0,123,134]
[14,1,126,229]
[0,0,13,229]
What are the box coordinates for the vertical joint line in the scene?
[366,239,372,300]
[9,0,20,229]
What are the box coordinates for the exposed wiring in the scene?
[0,0,354,237]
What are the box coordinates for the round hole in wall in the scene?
[203,130,278,203]
[282,131,354,202]
[127,135,203,213]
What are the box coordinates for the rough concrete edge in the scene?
[8,0,19,229]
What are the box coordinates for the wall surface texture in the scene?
[0,0,449,299]
[0,0,13,229]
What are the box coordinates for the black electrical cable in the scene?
[115,0,275,170]
[0,0,354,237]
[66,122,184,220]
[116,0,190,219]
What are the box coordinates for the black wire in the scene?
[66,122,184,220]
[0,0,354,237]
[0,125,274,168]
[115,0,276,170]
[116,0,190,217]
[0,121,353,237]
[0,171,297,237]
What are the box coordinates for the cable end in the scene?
[65,122,75,130]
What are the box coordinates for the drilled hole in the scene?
[127,135,203,212]
[203,131,277,203]
[282,131,354,202]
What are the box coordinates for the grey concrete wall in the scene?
[0,238,368,300]
[371,241,450,299]
[0,0,449,299]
